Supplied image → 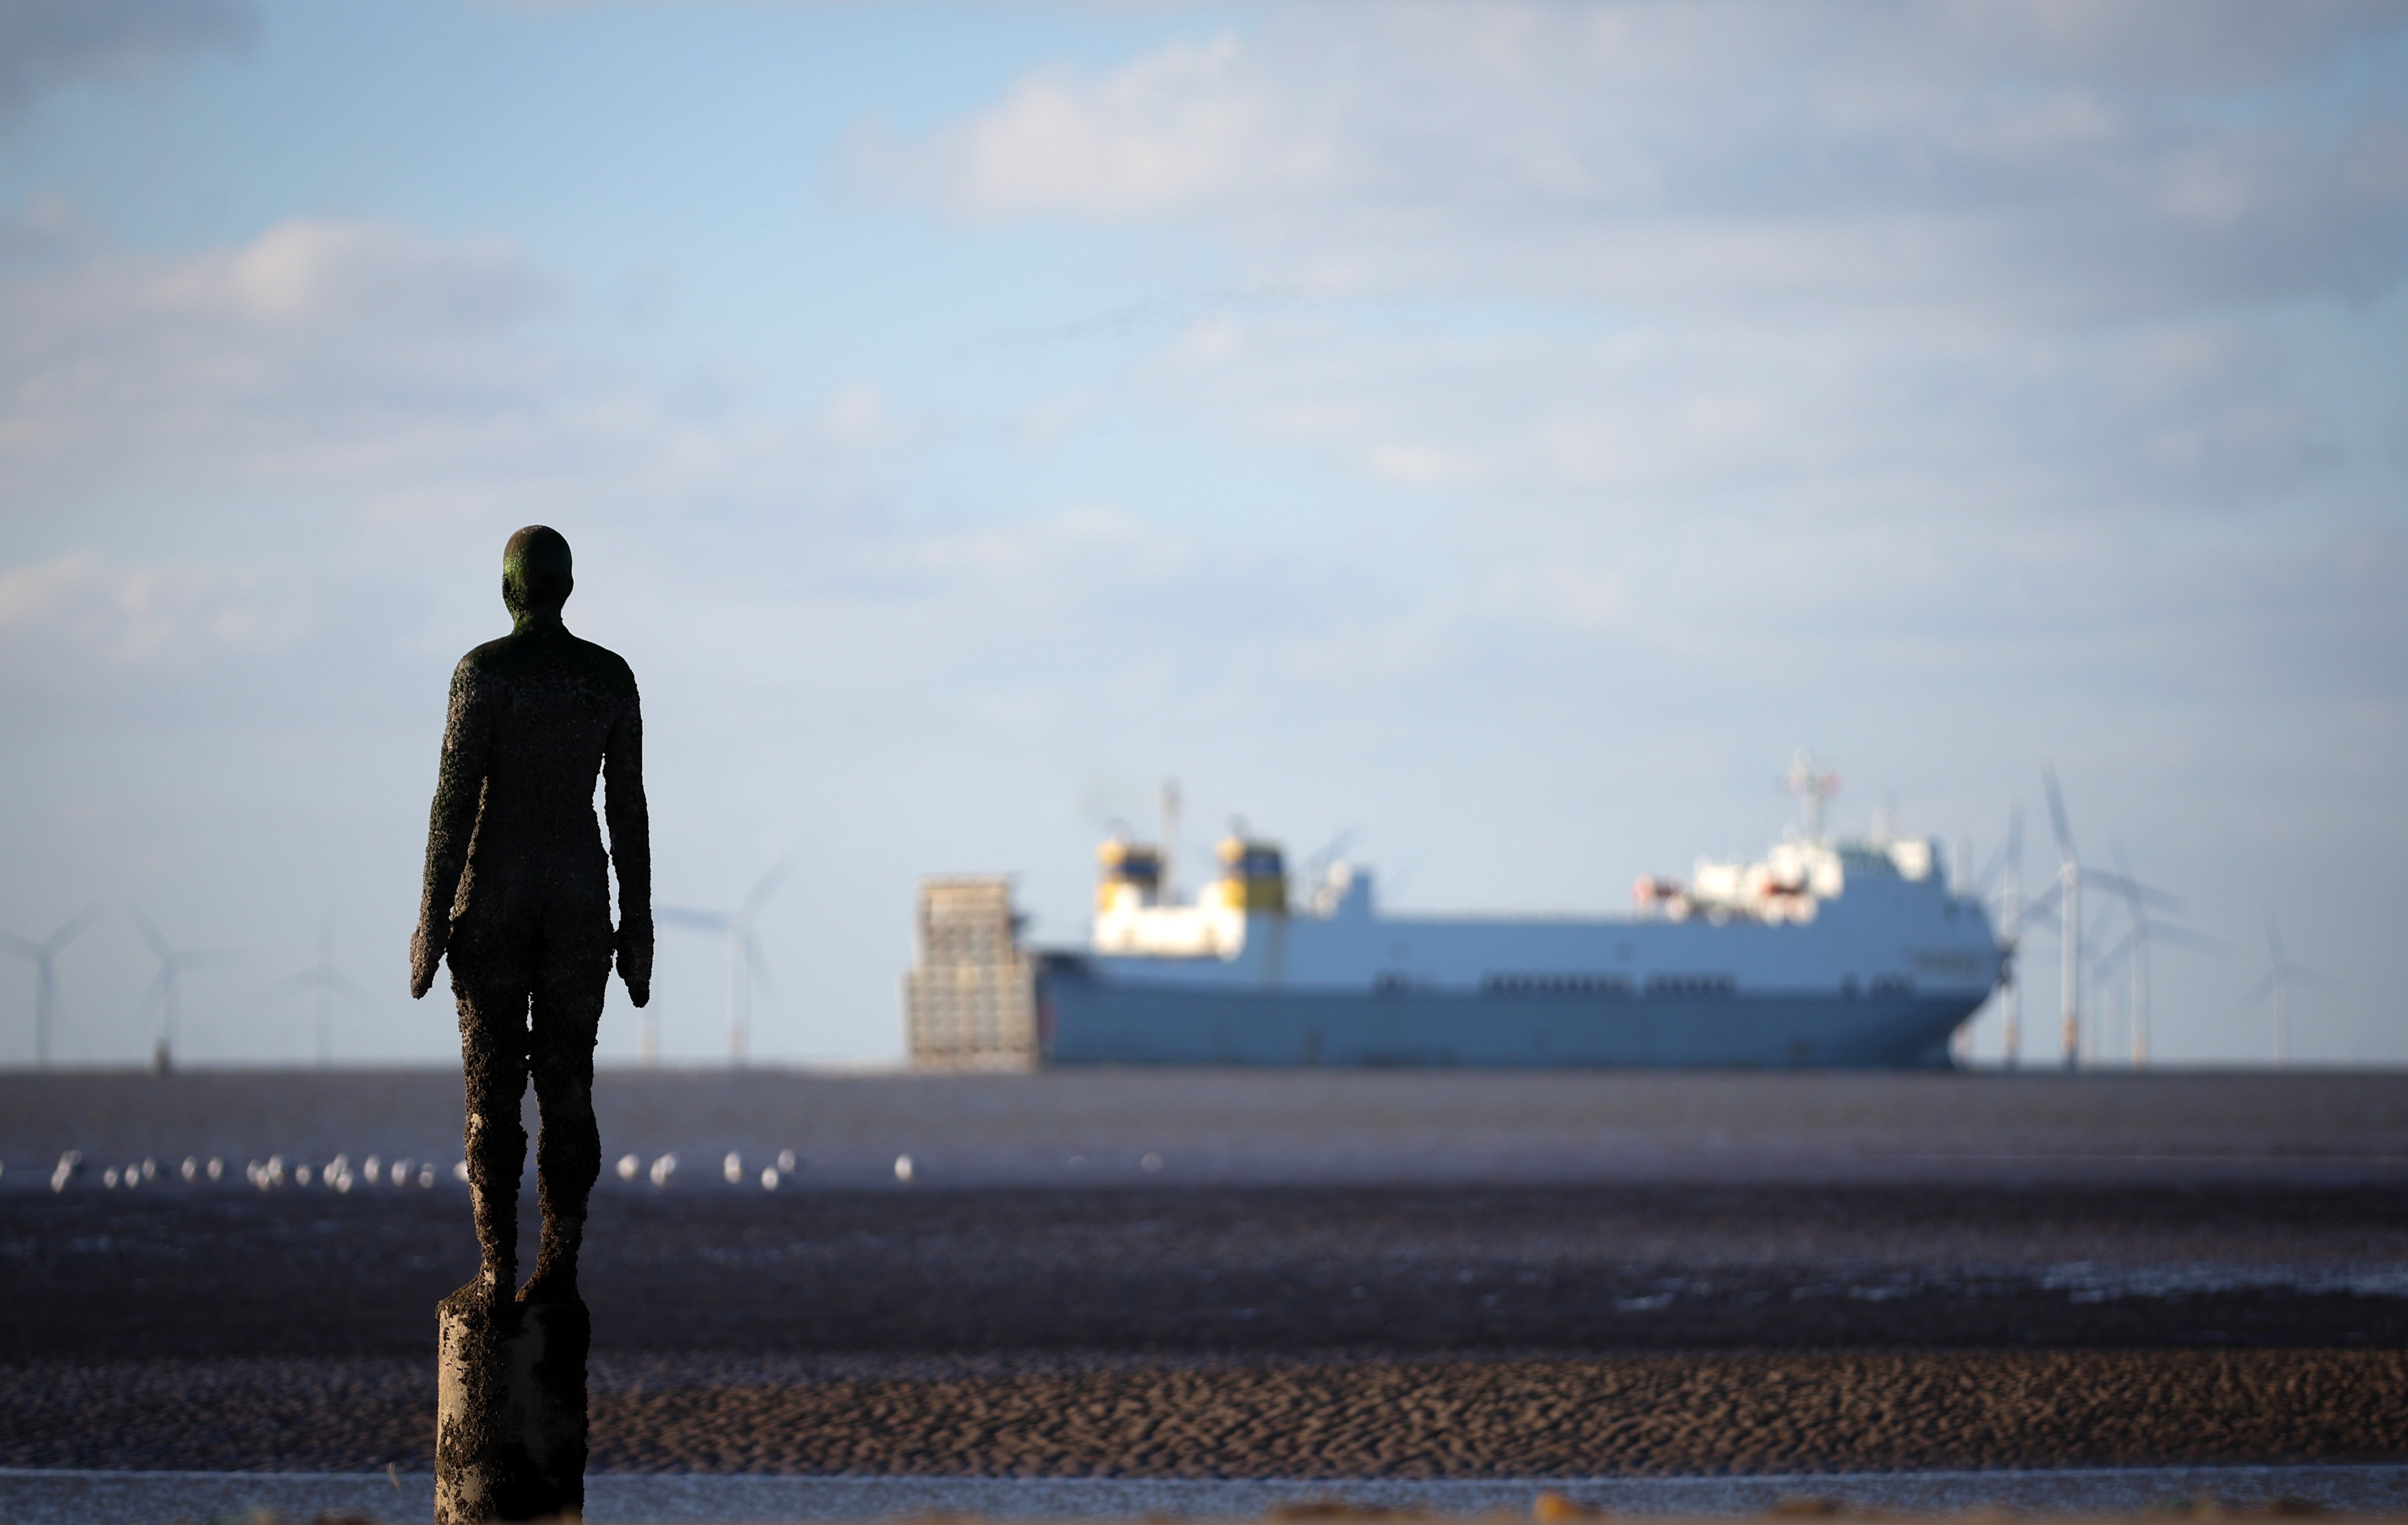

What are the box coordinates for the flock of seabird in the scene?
[24,1146,1161,1193]
[32,1147,804,1193]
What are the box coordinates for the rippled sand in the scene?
[4,1069,2404,1479]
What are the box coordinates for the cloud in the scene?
[0,0,256,130]
[0,174,2399,1063]
[0,215,659,527]
[0,549,309,667]
[862,1,2408,318]
[0,214,1290,705]
[1145,308,2345,517]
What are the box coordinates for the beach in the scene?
[2,1068,2403,1483]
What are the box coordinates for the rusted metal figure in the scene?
[411,524,652,1303]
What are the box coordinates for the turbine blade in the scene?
[2150,924,2226,954]
[1973,842,2004,896]
[659,907,733,932]
[2234,971,2279,1008]
[744,850,800,917]
[326,969,377,1007]
[745,931,776,996]
[0,932,36,959]
[2266,915,2288,971]
[135,969,169,1026]
[2082,871,2181,912]
[48,897,109,954]
[261,971,317,1001]
[2021,882,2064,923]
[130,906,172,963]
[2041,767,2076,862]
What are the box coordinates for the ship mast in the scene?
[1160,778,1182,907]
[1784,750,1839,842]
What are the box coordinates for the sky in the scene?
[1,0,2404,1071]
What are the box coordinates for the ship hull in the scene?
[1038,962,1976,1070]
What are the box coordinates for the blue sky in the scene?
[2,0,2404,1070]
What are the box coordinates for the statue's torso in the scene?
[453,628,637,906]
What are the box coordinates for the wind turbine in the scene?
[662,853,794,1067]
[2,898,106,1068]
[2239,916,2337,1065]
[2089,845,2220,1069]
[263,914,373,1066]
[2022,769,2177,1071]
[131,908,240,1074]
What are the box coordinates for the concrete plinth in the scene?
[435,1284,588,1524]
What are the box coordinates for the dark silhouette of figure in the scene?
[411,526,651,1309]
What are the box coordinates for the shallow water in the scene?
[8,1463,2408,1525]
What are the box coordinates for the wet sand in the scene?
[3,1070,2405,1479]
[3,1347,2404,1477]
[4,1176,2405,1475]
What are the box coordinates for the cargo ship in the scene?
[904,762,2008,1070]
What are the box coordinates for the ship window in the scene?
[1643,973,1737,997]
[1481,973,1631,997]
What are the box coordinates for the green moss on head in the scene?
[503,526,573,622]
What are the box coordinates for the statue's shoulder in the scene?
[569,634,639,697]
[452,637,516,687]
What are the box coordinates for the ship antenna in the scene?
[1784,750,1839,842]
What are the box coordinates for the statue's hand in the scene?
[616,918,653,1008]
[409,921,446,1000]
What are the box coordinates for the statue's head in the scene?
[502,526,573,621]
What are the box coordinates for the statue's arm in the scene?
[409,660,490,999]
[604,684,653,1007]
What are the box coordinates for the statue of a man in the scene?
[411,526,651,1308]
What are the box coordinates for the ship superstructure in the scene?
[905,764,2010,1070]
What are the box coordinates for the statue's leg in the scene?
[454,979,531,1305]
[527,912,608,1298]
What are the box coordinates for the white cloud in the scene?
[865,1,2408,318]
[0,549,309,666]
[0,215,571,514]
[1,106,2402,1066]
[1144,308,2344,517]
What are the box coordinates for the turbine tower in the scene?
[132,908,239,1074]
[2028,770,2175,1071]
[662,853,794,1067]
[1,899,106,1068]
[2240,916,2336,1065]
[264,914,373,1066]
